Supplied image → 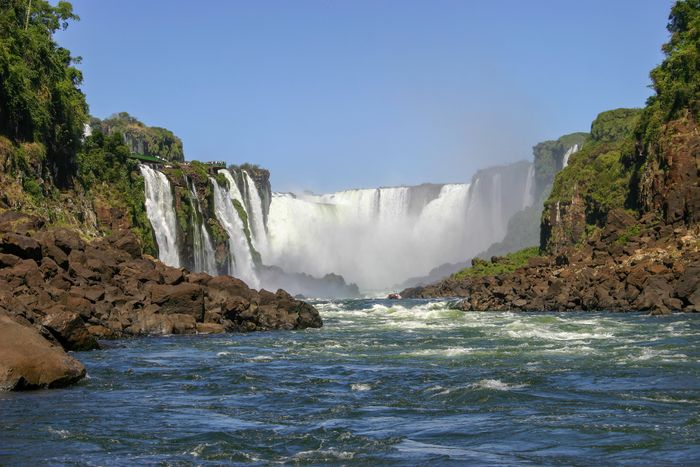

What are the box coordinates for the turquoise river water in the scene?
[1,299,699,465]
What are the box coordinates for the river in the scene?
[1,299,699,465]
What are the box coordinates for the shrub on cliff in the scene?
[532,132,588,200]
[77,130,156,254]
[545,108,642,227]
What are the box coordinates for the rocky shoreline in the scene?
[0,210,322,391]
[402,210,700,315]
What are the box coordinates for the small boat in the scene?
[387,293,401,300]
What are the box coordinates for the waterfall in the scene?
[318,189,379,222]
[139,164,181,268]
[266,162,532,290]
[219,168,264,255]
[186,177,217,275]
[139,158,536,292]
[562,144,580,168]
[242,171,269,256]
[210,177,260,289]
[522,164,535,209]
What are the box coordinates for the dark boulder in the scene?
[42,309,99,351]
[0,312,86,391]
[148,282,204,319]
[0,233,41,260]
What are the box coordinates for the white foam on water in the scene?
[188,443,208,458]
[630,348,688,362]
[351,383,371,391]
[408,347,474,357]
[503,325,614,342]
[249,356,273,362]
[541,345,598,355]
[471,379,526,391]
[640,396,695,404]
[47,427,70,438]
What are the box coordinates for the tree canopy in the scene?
[0,0,87,186]
[649,0,700,120]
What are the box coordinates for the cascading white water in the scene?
[219,168,264,255]
[186,178,217,275]
[522,165,536,209]
[139,164,181,268]
[210,177,260,289]
[318,189,379,222]
[266,162,533,290]
[562,144,580,168]
[242,171,269,257]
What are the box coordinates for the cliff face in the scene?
[92,113,185,163]
[540,108,643,254]
[532,132,588,201]
[237,164,272,225]
[638,115,700,224]
[405,0,700,309]
[477,133,587,259]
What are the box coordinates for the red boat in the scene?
[387,293,402,300]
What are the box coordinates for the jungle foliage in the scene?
[0,0,88,186]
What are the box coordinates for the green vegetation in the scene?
[207,218,228,245]
[188,160,210,180]
[545,108,643,227]
[532,132,588,200]
[645,0,700,126]
[231,199,261,265]
[22,178,42,200]
[128,153,165,164]
[230,163,262,172]
[615,224,642,246]
[214,172,228,187]
[93,112,184,162]
[0,0,88,186]
[543,0,700,252]
[590,109,642,142]
[627,0,700,196]
[452,247,540,280]
[77,130,156,254]
[174,186,193,241]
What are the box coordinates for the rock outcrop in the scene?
[0,312,86,390]
[403,210,700,315]
[91,113,184,162]
[0,210,323,390]
[639,116,700,225]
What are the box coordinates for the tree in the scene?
[644,0,700,126]
[0,0,88,186]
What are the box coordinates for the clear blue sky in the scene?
[57,0,673,193]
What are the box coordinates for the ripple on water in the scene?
[0,300,698,465]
